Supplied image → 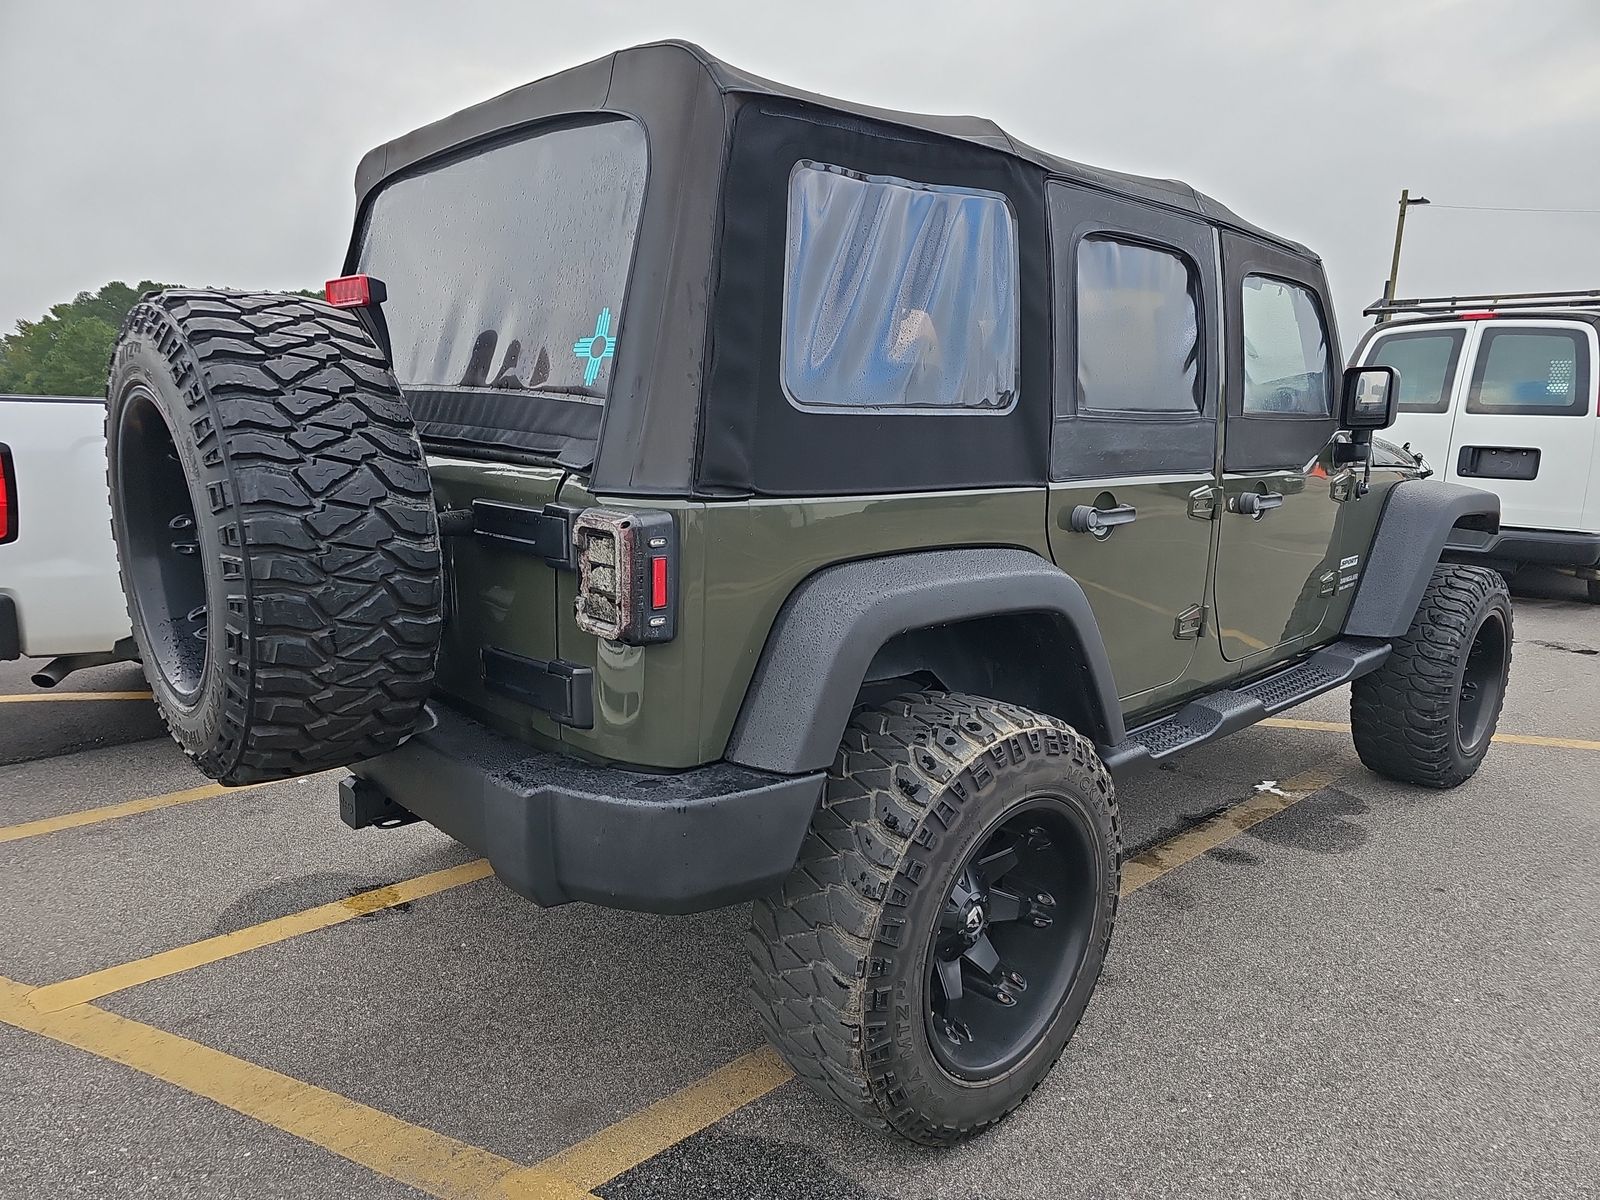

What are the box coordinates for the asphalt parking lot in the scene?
[2,569,1597,1200]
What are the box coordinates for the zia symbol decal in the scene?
[572,308,617,387]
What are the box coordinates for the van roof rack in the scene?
[1366,289,1600,318]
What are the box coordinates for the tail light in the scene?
[573,508,677,644]
[324,274,387,309]
[1457,312,1498,321]
[0,444,16,545]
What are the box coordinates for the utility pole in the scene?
[1380,189,1430,321]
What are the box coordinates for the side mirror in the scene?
[1341,365,1399,431]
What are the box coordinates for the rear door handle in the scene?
[1235,492,1284,518]
[1068,503,1137,536]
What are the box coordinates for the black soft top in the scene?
[355,39,1310,258]
[348,41,1321,498]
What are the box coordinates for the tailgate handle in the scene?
[1235,491,1284,518]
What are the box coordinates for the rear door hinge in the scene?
[1318,570,1338,598]
[472,501,582,570]
[1187,486,1219,522]
[481,647,594,728]
[1173,603,1207,640]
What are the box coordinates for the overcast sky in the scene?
[2,0,1597,346]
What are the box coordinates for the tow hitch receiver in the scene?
[338,776,420,831]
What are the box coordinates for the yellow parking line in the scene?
[0,781,242,845]
[510,1046,795,1195]
[0,757,1356,1199]
[1261,716,1600,752]
[519,761,1349,1179]
[1120,762,1344,894]
[0,975,586,1200]
[28,860,495,1012]
[0,691,153,703]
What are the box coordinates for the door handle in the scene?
[1235,491,1285,518]
[1068,503,1137,536]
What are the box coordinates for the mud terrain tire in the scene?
[106,290,441,785]
[1350,564,1512,788]
[748,692,1120,1145]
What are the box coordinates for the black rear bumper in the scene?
[348,704,824,914]
[1445,526,1600,569]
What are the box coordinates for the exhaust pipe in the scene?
[31,651,123,689]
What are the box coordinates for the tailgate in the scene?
[426,459,567,748]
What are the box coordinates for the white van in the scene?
[1353,291,1600,602]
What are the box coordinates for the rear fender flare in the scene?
[724,548,1124,775]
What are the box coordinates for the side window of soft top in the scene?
[1240,275,1332,417]
[780,161,1021,414]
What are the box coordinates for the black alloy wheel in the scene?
[1455,606,1509,757]
[114,384,209,702]
[927,799,1098,1081]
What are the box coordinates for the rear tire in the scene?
[1350,564,1512,788]
[747,692,1120,1145]
[106,290,442,785]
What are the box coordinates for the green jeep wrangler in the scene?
[105,42,1514,1144]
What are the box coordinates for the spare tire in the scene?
[106,290,442,785]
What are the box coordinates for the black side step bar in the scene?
[1099,637,1391,779]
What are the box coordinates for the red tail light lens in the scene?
[572,508,677,645]
[0,444,16,545]
[324,274,385,308]
[650,556,669,609]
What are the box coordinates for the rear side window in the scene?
[781,161,1019,413]
[356,118,647,402]
[1076,237,1202,415]
[1241,275,1332,416]
[1367,328,1465,414]
[1467,328,1591,416]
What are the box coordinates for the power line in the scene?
[1423,203,1600,215]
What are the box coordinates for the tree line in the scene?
[0,282,317,397]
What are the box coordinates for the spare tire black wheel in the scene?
[106,290,443,785]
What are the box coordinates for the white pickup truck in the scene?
[0,394,132,684]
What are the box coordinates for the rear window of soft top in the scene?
[356,117,647,404]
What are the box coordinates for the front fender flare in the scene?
[1344,479,1501,640]
[724,547,1124,776]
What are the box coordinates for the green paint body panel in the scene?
[556,484,1053,768]
[1046,476,1215,706]
[424,451,1414,772]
